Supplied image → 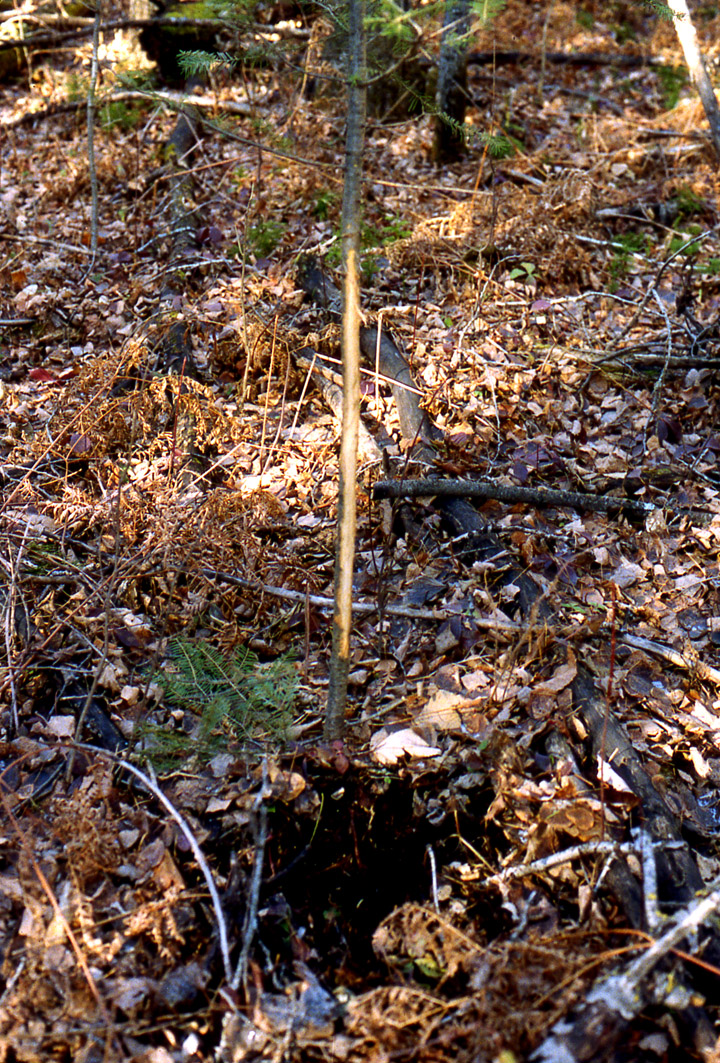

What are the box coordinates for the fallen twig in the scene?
[620,631,720,685]
[233,761,271,991]
[533,881,720,1061]
[196,567,522,629]
[480,840,636,889]
[81,749,234,986]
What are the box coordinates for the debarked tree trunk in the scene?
[668,0,720,158]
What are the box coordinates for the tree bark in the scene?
[325,0,366,743]
[668,0,720,158]
[433,0,471,162]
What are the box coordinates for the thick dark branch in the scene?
[371,477,712,518]
[0,16,307,54]
[467,49,663,68]
[0,17,226,54]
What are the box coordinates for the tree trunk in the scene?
[668,0,720,158]
[324,0,366,743]
[433,0,471,163]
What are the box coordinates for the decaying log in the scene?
[573,667,711,914]
[359,325,441,445]
[533,877,719,1062]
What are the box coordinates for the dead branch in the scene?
[371,476,713,520]
[196,566,521,629]
[533,883,720,1062]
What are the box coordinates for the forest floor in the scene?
[3,1,720,1060]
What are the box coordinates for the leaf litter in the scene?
[3,0,720,1060]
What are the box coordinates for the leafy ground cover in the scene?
[3,1,720,1060]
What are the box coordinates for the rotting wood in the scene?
[532,882,720,1061]
[0,89,255,131]
[294,348,382,466]
[359,325,442,445]
[195,567,522,628]
[572,667,714,918]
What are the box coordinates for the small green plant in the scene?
[612,20,637,44]
[359,220,380,248]
[471,0,507,21]
[675,184,706,217]
[614,233,648,255]
[115,69,157,92]
[663,220,706,259]
[475,130,515,158]
[312,190,339,221]
[66,73,89,103]
[405,82,431,115]
[100,100,144,132]
[246,220,286,258]
[508,261,537,283]
[147,636,297,764]
[25,540,64,575]
[324,208,410,273]
[608,233,648,291]
[178,49,238,79]
[700,257,720,275]
[376,213,412,244]
[362,255,382,283]
[366,0,416,54]
[326,212,411,266]
[642,0,677,20]
[656,64,688,109]
[326,241,343,268]
[576,8,595,29]
[667,231,702,257]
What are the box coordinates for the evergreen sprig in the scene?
[146,636,297,764]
